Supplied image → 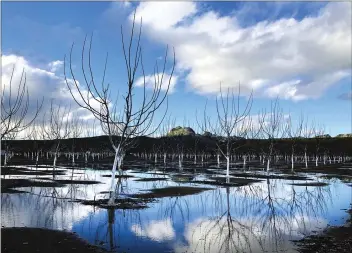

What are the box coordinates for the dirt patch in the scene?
[101,174,135,179]
[230,172,312,181]
[53,179,101,185]
[294,208,352,253]
[295,167,352,176]
[134,178,168,182]
[289,182,329,187]
[1,166,67,176]
[80,197,152,209]
[130,186,212,199]
[1,188,29,194]
[2,227,107,253]
[1,179,65,192]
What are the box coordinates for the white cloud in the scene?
[1,54,103,138]
[130,2,351,100]
[131,218,175,242]
[48,60,64,72]
[135,73,178,93]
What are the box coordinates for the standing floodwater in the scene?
[2,162,351,253]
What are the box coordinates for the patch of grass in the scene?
[130,186,212,199]
[289,182,329,187]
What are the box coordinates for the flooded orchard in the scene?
[2,156,351,253]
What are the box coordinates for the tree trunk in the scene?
[108,147,121,205]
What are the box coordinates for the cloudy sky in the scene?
[2,1,351,136]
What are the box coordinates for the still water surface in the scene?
[2,164,351,253]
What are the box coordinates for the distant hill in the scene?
[315,134,332,138]
[336,134,352,138]
[167,126,196,137]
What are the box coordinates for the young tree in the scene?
[69,113,84,165]
[64,13,175,205]
[285,113,304,172]
[1,66,43,165]
[198,84,253,179]
[301,118,315,168]
[258,98,285,172]
[1,66,43,140]
[41,100,71,174]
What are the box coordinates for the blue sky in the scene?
[2,1,351,136]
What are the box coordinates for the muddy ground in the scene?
[2,227,108,253]
[294,207,352,253]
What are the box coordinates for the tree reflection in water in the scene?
[1,167,347,253]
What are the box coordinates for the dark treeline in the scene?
[3,135,352,158]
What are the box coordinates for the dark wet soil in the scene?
[289,182,329,186]
[294,208,352,253]
[53,179,101,185]
[130,186,212,198]
[320,174,352,183]
[80,197,152,209]
[1,179,65,193]
[134,177,169,182]
[101,174,135,178]
[2,166,67,176]
[229,172,312,181]
[2,227,107,253]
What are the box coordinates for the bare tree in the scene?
[1,66,43,165]
[258,98,285,172]
[198,83,253,179]
[302,117,315,168]
[312,124,326,167]
[1,66,43,139]
[285,113,304,172]
[69,113,83,165]
[41,100,71,173]
[64,12,175,205]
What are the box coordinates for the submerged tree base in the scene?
[2,227,107,253]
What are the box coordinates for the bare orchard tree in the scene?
[1,66,43,140]
[1,66,43,165]
[41,100,71,173]
[312,124,326,167]
[301,117,315,168]
[198,83,253,179]
[258,98,285,172]
[64,13,175,205]
[285,113,304,172]
[69,113,84,165]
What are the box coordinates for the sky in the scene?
[2,1,352,137]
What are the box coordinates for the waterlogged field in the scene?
[1,160,352,253]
